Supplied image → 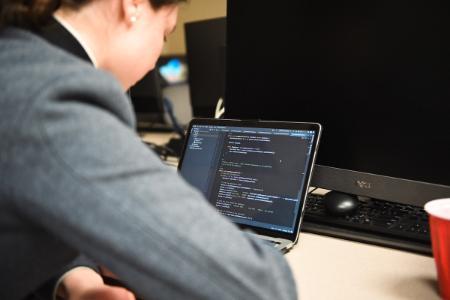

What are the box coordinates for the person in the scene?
[0,0,297,299]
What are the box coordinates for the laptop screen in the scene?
[178,121,319,235]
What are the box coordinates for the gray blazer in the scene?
[0,28,297,300]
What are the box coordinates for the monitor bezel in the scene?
[312,166,450,207]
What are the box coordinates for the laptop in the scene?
[177,118,322,252]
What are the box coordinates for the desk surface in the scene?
[141,132,440,300]
[287,233,438,300]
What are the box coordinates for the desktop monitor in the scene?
[130,56,189,131]
[185,17,226,118]
[225,0,450,206]
[129,69,167,130]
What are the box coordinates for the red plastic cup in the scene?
[425,198,450,300]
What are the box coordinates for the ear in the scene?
[121,0,144,26]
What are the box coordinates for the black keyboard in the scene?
[302,194,432,255]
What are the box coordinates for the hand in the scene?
[57,267,135,300]
[70,285,135,300]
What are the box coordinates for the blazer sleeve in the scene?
[9,70,297,300]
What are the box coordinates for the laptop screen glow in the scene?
[179,124,316,234]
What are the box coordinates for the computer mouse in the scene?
[323,191,359,217]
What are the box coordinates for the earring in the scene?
[130,15,137,23]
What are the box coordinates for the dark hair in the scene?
[0,0,186,29]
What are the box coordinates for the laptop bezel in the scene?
[177,118,322,242]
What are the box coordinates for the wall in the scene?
[162,0,227,55]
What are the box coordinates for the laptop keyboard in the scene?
[302,193,432,255]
